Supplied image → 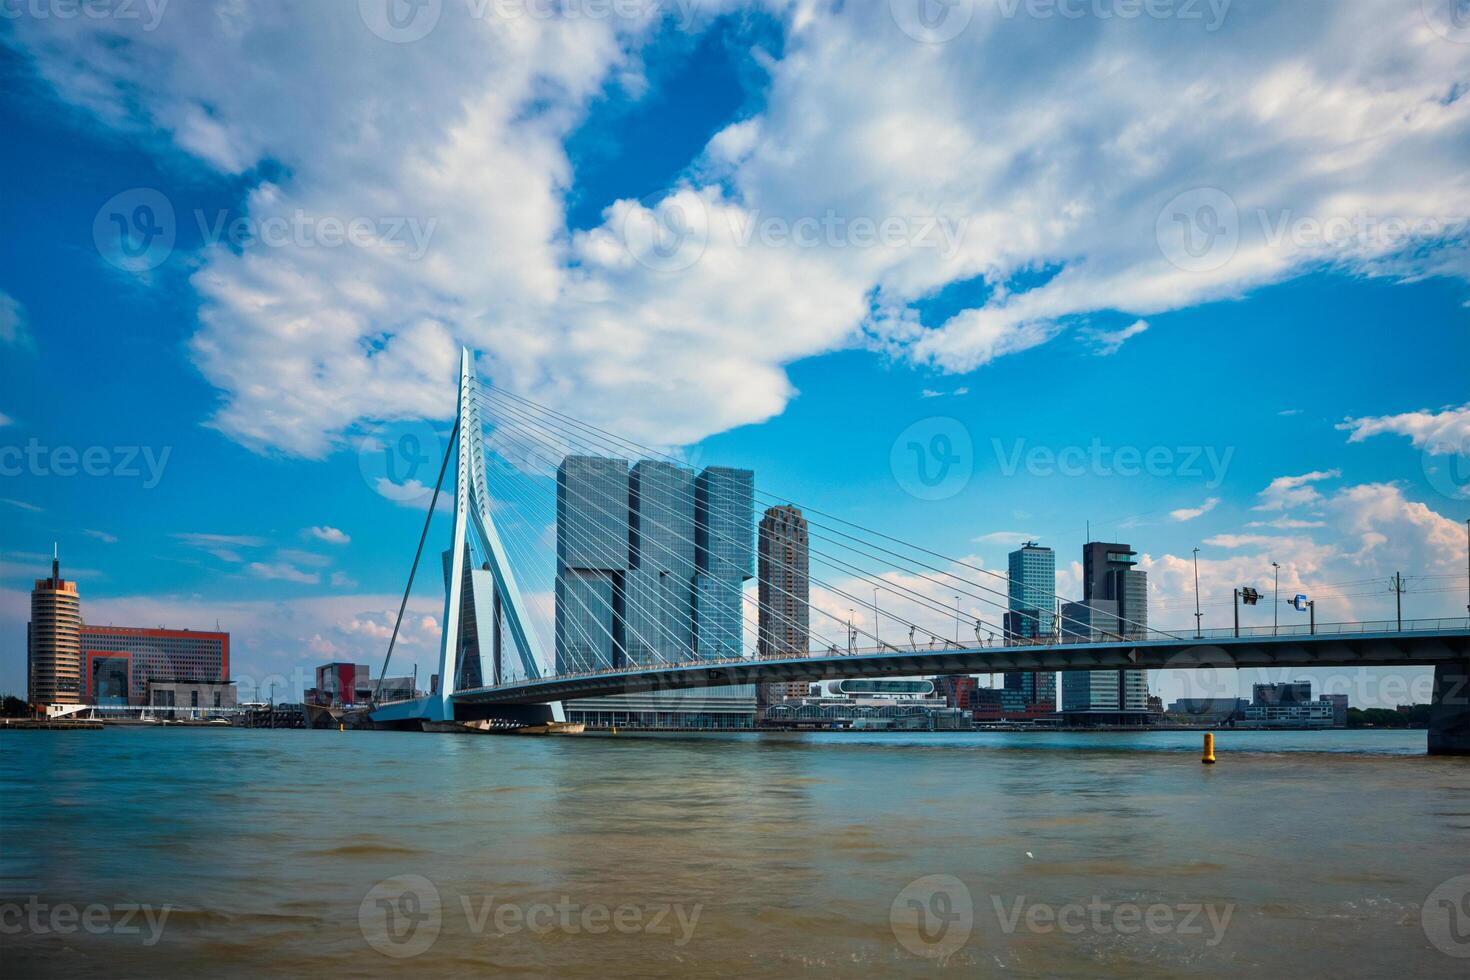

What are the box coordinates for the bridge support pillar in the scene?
[1427,660,1470,756]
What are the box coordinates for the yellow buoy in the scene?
[1202,732,1216,765]
[339,723,344,732]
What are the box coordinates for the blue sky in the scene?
[1,2,1467,704]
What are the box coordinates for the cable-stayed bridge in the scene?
[368,350,1470,754]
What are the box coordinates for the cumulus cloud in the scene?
[5,3,1466,456]
[1337,403,1470,456]
[1253,470,1341,511]
[306,526,351,545]
[1170,496,1220,522]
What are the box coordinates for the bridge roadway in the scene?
[449,621,1470,706]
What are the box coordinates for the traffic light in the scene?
[1240,587,1261,606]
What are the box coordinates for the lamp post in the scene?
[1192,547,1202,639]
[848,609,855,654]
[954,595,961,644]
[873,587,881,648]
[1271,561,1280,636]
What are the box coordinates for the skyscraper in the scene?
[693,466,754,659]
[1062,541,1150,716]
[758,505,810,703]
[1004,541,1056,710]
[555,456,758,727]
[555,455,630,674]
[27,549,81,706]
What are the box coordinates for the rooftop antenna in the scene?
[52,542,59,581]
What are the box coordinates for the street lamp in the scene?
[1271,561,1280,636]
[954,595,961,644]
[848,608,856,654]
[1192,547,1202,639]
[873,587,881,647]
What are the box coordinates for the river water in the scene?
[2,728,1467,977]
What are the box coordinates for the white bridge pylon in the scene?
[432,348,563,723]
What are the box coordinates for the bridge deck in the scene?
[449,624,1470,706]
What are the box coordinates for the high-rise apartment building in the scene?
[758,505,811,703]
[1061,541,1150,717]
[28,550,81,706]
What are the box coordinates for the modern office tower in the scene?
[1004,541,1056,710]
[79,626,231,706]
[694,466,755,659]
[1004,669,1056,710]
[758,505,811,703]
[1006,541,1055,639]
[555,457,758,727]
[1061,542,1150,717]
[555,455,631,674]
[28,549,81,706]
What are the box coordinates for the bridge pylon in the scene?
[428,348,564,725]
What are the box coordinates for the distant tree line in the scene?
[1345,705,1430,729]
[0,695,30,718]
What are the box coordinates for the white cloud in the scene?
[305,526,351,545]
[1,498,42,513]
[246,561,320,585]
[1084,319,1149,357]
[1277,409,1302,417]
[6,4,1465,455]
[1337,403,1470,456]
[0,413,13,427]
[1253,470,1341,511]
[972,531,1036,546]
[1169,496,1219,522]
[82,529,118,544]
[0,292,29,348]
[174,531,266,563]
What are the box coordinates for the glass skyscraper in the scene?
[1061,541,1150,716]
[555,456,757,726]
[1005,541,1056,710]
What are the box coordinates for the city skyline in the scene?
[2,4,1468,708]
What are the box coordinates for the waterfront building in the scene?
[1004,541,1057,711]
[556,455,757,728]
[1239,700,1336,728]
[1060,542,1150,721]
[757,505,811,704]
[1254,681,1313,706]
[308,662,373,706]
[1168,697,1249,722]
[762,679,971,730]
[147,680,237,710]
[27,550,82,707]
[80,625,229,707]
[934,674,978,710]
[1319,693,1349,727]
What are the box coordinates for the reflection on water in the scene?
[2,729,1467,978]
